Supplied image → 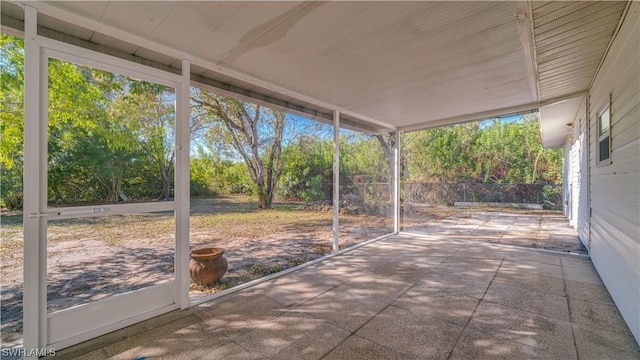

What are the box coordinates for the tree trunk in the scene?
[375,134,396,204]
[531,151,542,184]
[157,160,172,201]
[194,94,285,210]
[102,164,123,203]
[257,189,269,209]
[403,154,411,216]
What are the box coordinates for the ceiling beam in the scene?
[399,90,588,133]
[399,104,539,132]
[514,1,540,103]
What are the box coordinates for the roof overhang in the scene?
[0,1,630,134]
[539,95,586,148]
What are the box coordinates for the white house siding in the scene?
[588,1,639,343]
[577,111,590,248]
[563,135,572,219]
[575,100,589,249]
[564,97,589,248]
[569,129,578,228]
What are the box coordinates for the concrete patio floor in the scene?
[403,209,587,254]
[59,232,639,359]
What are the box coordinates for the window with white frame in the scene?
[597,103,611,164]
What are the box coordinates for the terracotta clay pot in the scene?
[189,247,228,285]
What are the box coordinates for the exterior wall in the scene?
[577,111,590,247]
[563,97,589,249]
[568,130,577,226]
[587,2,639,343]
[562,137,571,218]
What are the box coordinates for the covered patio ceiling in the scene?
[1,1,629,137]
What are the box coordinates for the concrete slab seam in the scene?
[317,280,421,359]
[562,259,582,360]
[445,257,505,359]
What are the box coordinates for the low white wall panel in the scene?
[47,282,176,347]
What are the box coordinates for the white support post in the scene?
[332,110,340,252]
[175,59,191,308]
[23,4,46,354]
[393,131,401,233]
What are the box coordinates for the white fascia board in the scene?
[399,102,540,132]
[399,91,588,133]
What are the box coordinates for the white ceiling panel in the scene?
[356,62,533,127]
[149,1,246,53]
[99,1,180,38]
[214,1,532,126]
[188,2,306,66]
[38,12,94,41]
[43,1,109,22]
[238,2,511,87]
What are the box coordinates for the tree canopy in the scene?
[403,117,561,184]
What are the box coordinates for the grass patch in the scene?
[190,208,332,240]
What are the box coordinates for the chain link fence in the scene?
[403,182,562,209]
[303,182,562,212]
